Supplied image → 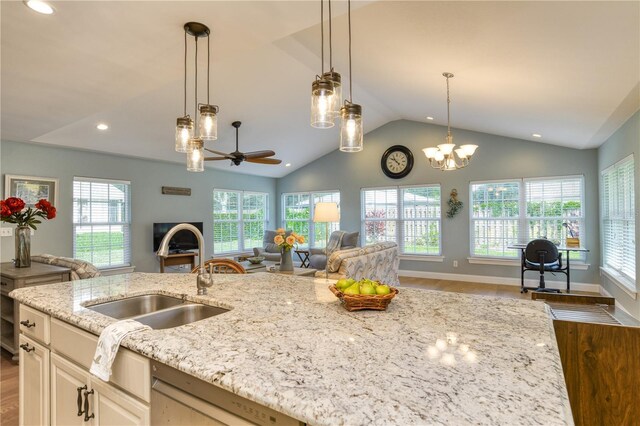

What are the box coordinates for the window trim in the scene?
[212,188,269,255]
[72,176,132,269]
[469,174,587,261]
[361,184,442,256]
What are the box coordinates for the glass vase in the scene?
[279,248,294,272]
[15,226,31,268]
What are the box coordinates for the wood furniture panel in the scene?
[1,262,70,361]
[158,253,196,273]
[19,334,50,426]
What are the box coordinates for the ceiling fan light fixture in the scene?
[187,138,204,172]
[175,116,194,153]
[311,77,335,128]
[199,104,218,140]
[339,102,363,152]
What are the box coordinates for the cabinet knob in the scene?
[20,319,36,328]
[19,343,34,353]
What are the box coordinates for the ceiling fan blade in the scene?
[204,156,229,161]
[243,150,276,159]
[204,148,233,158]
[246,157,282,165]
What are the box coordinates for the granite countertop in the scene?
[11,272,572,425]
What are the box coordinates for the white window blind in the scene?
[361,185,441,255]
[470,181,520,258]
[602,155,635,285]
[73,177,131,268]
[213,190,268,254]
[282,191,340,248]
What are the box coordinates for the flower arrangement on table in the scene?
[273,228,305,251]
[1,197,57,229]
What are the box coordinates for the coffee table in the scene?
[266,265,318,277]
[240,260,277,273]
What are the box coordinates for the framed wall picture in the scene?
[4,175,58,207]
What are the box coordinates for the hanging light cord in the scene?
[446,75,451,137]
[328,0,332,70]
[194,36,198,128]
[347,0,353,102]
[207,35,210,105]
[320,0,325,74]
[183,30,187,116]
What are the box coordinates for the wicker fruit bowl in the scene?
[329,284,399,311]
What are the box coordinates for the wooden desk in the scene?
[1,262,71,361]
[158,252,197,273]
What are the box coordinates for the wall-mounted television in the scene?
[153,222,204,253]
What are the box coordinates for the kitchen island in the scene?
[11,272,572,425]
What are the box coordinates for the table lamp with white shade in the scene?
[313,202,340,280]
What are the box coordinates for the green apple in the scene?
[343,282,361,295]
[375,284,391,295]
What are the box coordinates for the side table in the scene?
[295,250,310,268]
[1,262,71,361]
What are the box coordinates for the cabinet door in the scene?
[51,353,88,426]
[19,335,49,426]
[90,378,150,426]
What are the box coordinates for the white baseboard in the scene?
[399,269,601,293]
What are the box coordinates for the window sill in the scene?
[100,265,135,276]
[467,257,590,270]
[600,267,637,300]
[399,255,444,262]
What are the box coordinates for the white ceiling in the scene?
[2,1,638,178]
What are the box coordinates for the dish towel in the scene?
[90,319,150,382]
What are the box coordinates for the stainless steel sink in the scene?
[86,294,185,319]
[134,304,229,329]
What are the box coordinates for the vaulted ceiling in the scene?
[2,1,638,178]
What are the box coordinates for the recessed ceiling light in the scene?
[285,163,291,167]
[426,116,434,121]
[532,133,542,138]
[24,0,54,15]
[96,123,109,130]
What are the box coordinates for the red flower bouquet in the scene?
[0,197,56,229]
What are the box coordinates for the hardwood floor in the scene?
[1,349,19,426]
[0,277,597,426]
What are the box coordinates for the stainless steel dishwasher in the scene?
[150,361,304,426]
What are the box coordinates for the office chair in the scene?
[520,239,568,293]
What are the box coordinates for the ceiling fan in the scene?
[204,121,282,166]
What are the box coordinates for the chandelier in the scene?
[422,72,477,170]
[174,22,219,173]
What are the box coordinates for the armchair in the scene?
[309,231,360,270]
[253,230,291,262]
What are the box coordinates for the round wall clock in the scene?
[381,145,414,179]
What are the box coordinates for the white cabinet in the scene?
[51,353,149,426]
[19,335,49,426]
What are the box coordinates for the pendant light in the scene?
[311,0,335,129]
[175,29,193,153]
[322,0,342,119]
[187,138,204,172]
[198,32,218,141]
[422,73,478,170]
[339,0,363,152]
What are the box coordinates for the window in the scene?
[470,176,585,259]
[602,155,635,286]
[73,177,131,268]
[361,185,441,255]
[282,191,340,248]
[213,190,268,254]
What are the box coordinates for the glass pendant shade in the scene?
[199,104,218,140]
[423,147,439,159]
[454,148,467,159]
[437,143,456,155]
[187,138,204,172]
[175,117,194,153]
[461,144,478,157]
[339,103,363,152]
[311,78,335,128]
[322,71,342,118]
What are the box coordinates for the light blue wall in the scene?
[0,140,277,272]
[277,120,601,285]
[598,110,640,318]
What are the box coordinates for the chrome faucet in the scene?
[156,223,212,295]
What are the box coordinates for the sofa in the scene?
[314,241,399,286]
[253,230,291,261]
[309,230,360,270]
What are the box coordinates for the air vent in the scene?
[548,302,621,325]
